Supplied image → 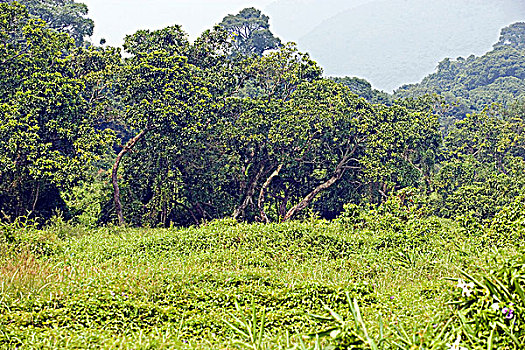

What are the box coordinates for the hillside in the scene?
[395,22,525,116]
[283,0,525,91]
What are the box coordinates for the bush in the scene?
[485,194,525,245]
[0,216,61,257]
[337,192,447,250]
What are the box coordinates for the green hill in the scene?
[395,22,525,116]
[290,0,525,91]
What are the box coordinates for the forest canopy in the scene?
[0,1,524,228]
[395,22,525,123]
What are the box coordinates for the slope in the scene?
[296,0,525,92]
[395,22,525,117]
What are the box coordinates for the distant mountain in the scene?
[266,0,525,92]
[264,0,373,41]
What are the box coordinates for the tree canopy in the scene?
[494,22,525,50]
[1,2,525,228]
[219,7,281,57]
[0,0,94,45]
[0,2,113,220]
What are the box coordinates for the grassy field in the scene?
[0,208,523,349]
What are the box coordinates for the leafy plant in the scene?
[308,293,383,349]
[449,250,525,348]
[224,299,269,349]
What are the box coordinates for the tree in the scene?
[494,22,525,50]
[330,76,392,105]
[214,44,322,221]
[278,80,375,221]
[431,103,525,219]
[219,7,281,56]
[279,84,441,220]
[0,2,113,220]
[100,26,250,227]
[0,0,94,46]
[111,26,213,226]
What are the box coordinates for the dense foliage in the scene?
[1,195,524,349]
[1,2,525,349]
[330,76,392,105]
[0,0,94,45]
[0,2,115,221]
[0,1,523,229]
[395,22,525,123]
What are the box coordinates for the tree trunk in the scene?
[112,129,149,226]
[257,164,282,223]
[282,168,344,221]
[282,140,360,221]
[232,164,265,220]
[279,188,290,220]
[31,182,40,214]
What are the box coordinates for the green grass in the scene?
[0,217,520,349]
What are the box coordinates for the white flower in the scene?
[462,282,474,297]
[457,279,475,297]
[491,302,500,311]
[447,335,468,350]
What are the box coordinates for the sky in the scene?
[80,0,525,91]
[82,0,276,46]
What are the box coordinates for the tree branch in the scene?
[257,163,282,223]
[112,128,149,226]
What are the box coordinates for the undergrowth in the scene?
[1,197,524,349]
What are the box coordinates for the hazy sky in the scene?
[81,0,525,91]
[82,0,276,46]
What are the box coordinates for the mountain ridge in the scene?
[264,0,525,91]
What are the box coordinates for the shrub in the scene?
[337,192,447,250]
[485,194,525,245]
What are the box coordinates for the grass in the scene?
[0,216,520,349]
